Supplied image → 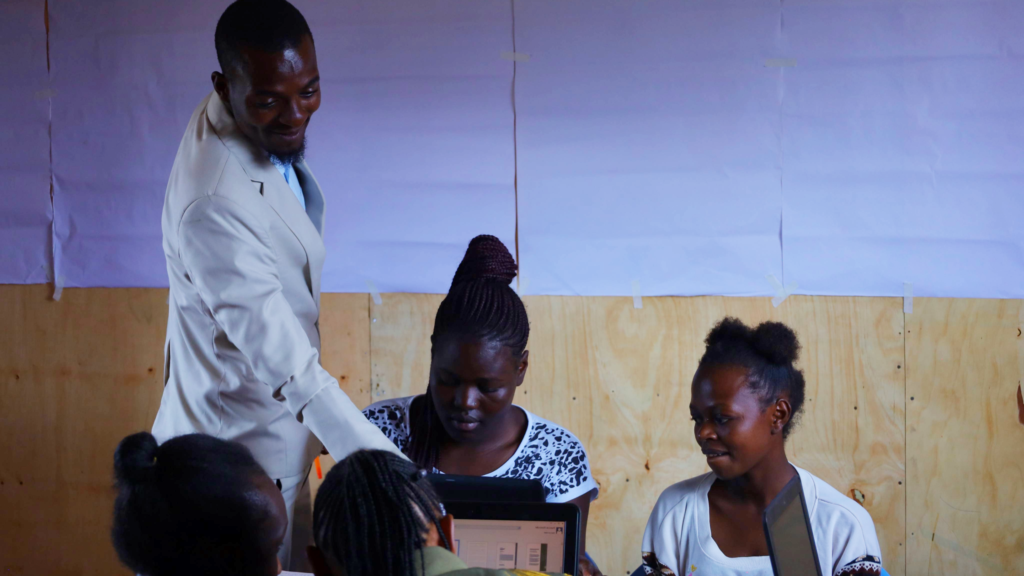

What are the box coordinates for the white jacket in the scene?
[153,92,398,478]
[641,467,882,576]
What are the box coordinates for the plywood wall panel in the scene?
[368,293,445,402]
[906,299,1024,576]
[306,292,373,499]
[0,285,373,576]
[367,293,907,576]
[773,297,907,575]
[318,292,373,406]
[9,285,1019,576]
[0,284,169,576]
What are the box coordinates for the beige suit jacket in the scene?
[152,92,398,478]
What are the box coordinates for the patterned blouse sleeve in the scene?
[532,422,600,503]
[361,400,410,452]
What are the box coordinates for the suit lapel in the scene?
[206,93,325,306]
[294,161,324,235]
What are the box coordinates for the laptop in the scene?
[762,473,824,576]
[445,501,580,576]
[428,474,546,503]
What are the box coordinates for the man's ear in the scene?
[441,513,456,552]
[515,350,530,387]
[307,545,334,576]
[212,71,231,107]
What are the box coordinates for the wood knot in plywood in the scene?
[850,488,866,506]
[644,459,650,472]
[1017,384,1023,425]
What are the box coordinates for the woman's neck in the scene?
[717,449,795,508]
[434,405,528,476]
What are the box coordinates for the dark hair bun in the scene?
[704,317,752,349]
[450,235,517,288]
[751,321,800,365]
[114,431,159,484]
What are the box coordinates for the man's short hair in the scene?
[215,0,313,76]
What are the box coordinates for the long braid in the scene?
[313,450,448,576]
[407,235,530,470]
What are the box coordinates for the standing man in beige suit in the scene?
[152,0,401,570]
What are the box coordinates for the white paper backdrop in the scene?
[514,0,785,297]
[303,0,516,293]
[0,0,52,284]
[781,0,1024,298]
[47,0,515,292]
[8,0,1024,297]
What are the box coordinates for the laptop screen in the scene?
[453,519,567,572]
[763,474,822,576]
[768,493,819,576]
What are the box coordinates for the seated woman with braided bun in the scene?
[641,318,885,576]
[110,431,289,576]
[307,449,565,576]
[363,235,602,576]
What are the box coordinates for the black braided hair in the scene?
[312,450,449,576]
[407,235,530,469]
[698,318,807,439]
[110,432,275,576]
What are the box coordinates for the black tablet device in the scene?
[763,473,823,576]
[428,474,546,503]
[445,501,580,576]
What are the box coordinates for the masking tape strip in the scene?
[516,275,531,296]
[765,274,797,308]
[366,280,382,306]
[52,275,65,302]
[764,58,797,68]
[34,88,55,99]
[631,280,643,309]
[903,282,913,314]
[501,51,531,62]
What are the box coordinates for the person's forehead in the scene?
[434,338,513,376]
[692,365,752,404]
[237,38,318,86]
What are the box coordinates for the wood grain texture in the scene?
[368,293,907,576]
[906,299,1024,576]
[0,285,169,576]
[0,285,372,576]
[12,286,1022,576]
[318,293,373,406]
[307,292,372,499]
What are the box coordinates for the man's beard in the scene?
[267,137,307,166]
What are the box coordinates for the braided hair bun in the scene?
[413,235,530,470]
[450,234,518,288]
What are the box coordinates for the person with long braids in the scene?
[362,235,602,576]
[307,449,565,576]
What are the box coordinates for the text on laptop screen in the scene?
[453,519,566,572]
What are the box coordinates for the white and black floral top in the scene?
[363,395,600,504]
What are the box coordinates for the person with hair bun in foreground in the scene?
[111,432,288,576]
[641,318,885,576]
[362,235,603,576]
[307,449,565,576]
